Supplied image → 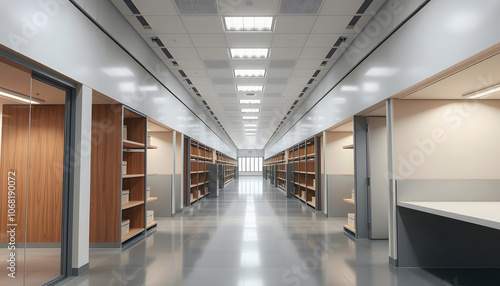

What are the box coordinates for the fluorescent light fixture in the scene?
[230,48,269,59]
[0,90,39,104]
[237,86,263,92]
[244,123,257,127]
[340,85,359,92]
[464,84,500,99]
[102,67,134,77]
[139,85,159,92]
[243,116,258,120]
[240,99,261,104]
[241,108,260,113]
[246,132,256,136]
[245,128,257,132]
[224,17,273,31]
[365,67,398,77]
[234,69,266,77]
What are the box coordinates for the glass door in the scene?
[0,55,69,285]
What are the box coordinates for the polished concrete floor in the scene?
[55,176,499,286]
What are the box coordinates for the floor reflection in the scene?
[58,176,500,286]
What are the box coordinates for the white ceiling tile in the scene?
[274,16,317,33]
[266,68,293,77]
[220,0,280,16]
[230,59,270,69]
[195,84,218,94]
[134,0,179,16]
[181,16,224,33]
[283,84,305,95]
[215,85,239,93]
[264,85,286,93]
[157,34,194,48]
[182,69,209,77]
[288,77,311,85]
[299,47,331,60]
[363,0,387,16]
[311,16,359,34]
[189,77,213,85]
[110,0,134,15]
[296,59,323,69]
[319,0,365,16]
[225,33,274,48]
[291,68,317,77]
[175,59,205,69]
[305,33,346,48]
[190,33,227,47]
[145,16,187,33]
[233,78,267,86]
[205,69,233,77]
[272,34,309,48]
[167,47,199,59]
[196,48,229,60]
[269,48,302,60]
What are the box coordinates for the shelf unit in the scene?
[288,136,322,211]
[121,108,147,243]
[264,151,286,190]
[341,140,356,237]
[217,151,237,185]
[184,138,213,206]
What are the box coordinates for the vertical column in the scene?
[71,85,92,275]
[353,116,369,239]
[386,99,397,266]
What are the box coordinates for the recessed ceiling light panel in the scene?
[237,86,263,92]
[241,108,260,113]
[224,17,273,31]
[234,69,266,77]
[230,48,269,59]
[244,123,257,127]
[243,116,258,120]
[240,99,261,104]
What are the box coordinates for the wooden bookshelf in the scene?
[264,151,286,190]
[287,136,322,211]
[185,138,215,206]
[217,151,237,185]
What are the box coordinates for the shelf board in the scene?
[307,200,316,208]
[343,224,356,233]
[343,198,355,205]
[343,144,354,149]
[146,221,158,229]
[123,140,145,148]
[123,174,145,179]
[147,197,158,203]
[343,174,355,177]
[147,173,158,176]
[122,228,143,242]
[147,145,158,149]
[122,200,144,210]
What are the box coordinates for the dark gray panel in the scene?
[279,0,323,14]
[148,175,172,217]
[327,175,355,217]
[174,0,218,14]
[175,174,182,214]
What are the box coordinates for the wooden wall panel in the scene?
[0,105,65,243]
[90,105,122,243]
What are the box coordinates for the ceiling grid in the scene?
[111,0,386,148]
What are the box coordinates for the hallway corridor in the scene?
[60,177,499,286]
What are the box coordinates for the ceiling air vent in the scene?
[320,61,328,66]
[357,0,373,14]
[161,48,173,59]
[136,16,152,29]
[192,87,199,93]
[151,37,164,47]
[174,0,218,15]
[301,87,308,93]
[312,70,321,77]
[123,0,140,14]
[299,93,304,98]
[279,0,323,14]
[186,79,193,85]
[202,100,208,105]
[307,79,314,85]
[326,48,337,59]
[179,70,187,77]
[287,111,291,115]
[293,100,299,105]
[334,36,347,47]
[346,16,361,29]
[209,111,214,115]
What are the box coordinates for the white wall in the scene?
[147,132,174,175]
[324,132,354,175]
[393,99,500,179]
[265,0,500,157]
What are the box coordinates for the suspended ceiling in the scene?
[110,0,387,149]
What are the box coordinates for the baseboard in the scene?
[72,263,89,276]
